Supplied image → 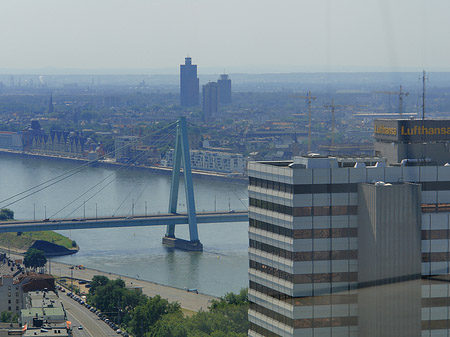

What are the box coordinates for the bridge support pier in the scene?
[162,117,203,251]
[162,236,203,251]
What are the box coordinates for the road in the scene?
[59,292,117,337]
[0,211,248,233]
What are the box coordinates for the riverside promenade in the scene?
[51,260,216,313]
[3,248,216,313]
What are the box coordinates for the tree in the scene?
[23,248,47,269]
[0,208,14,220]
[0,311,18,323]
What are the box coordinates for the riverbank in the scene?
[2,247,215,312]
[0,149,248,184]
[0,231,78,256]
[51,260,215,312]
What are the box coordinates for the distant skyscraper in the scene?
[180,57,199,107]
[202,82,218,122]
[48,94,54,113]
[217,74,231,104]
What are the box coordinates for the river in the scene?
[0,153,249,297]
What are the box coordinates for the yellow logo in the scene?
[375,125,397,136]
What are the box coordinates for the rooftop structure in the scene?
[374,119,450,165]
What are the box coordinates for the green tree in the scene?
[0,311,18,323]
[128,295,181,337]
[88,275,109,296]
[0,208,14,220]
[23,248,47,269]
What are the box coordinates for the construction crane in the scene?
[292,91,316,152]
[323,98,339,149]
[373,85,409,115]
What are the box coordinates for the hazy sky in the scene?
[1,0,449,73]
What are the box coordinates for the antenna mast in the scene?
[421,70,427,120]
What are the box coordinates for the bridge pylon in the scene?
[162,117,203,251]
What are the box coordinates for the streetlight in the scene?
[33,203,36,221]
[145,201,147,217]
[95,203,98,220]
[44,206,47,219]
[83,201,86,219]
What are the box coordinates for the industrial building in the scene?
[248,118,450,337]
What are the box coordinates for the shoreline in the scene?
[0,149,248,184]
[50,260,216,312]
[1,247,216,312]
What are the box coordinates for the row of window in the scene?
[250,281,357,306]
[250,259,358,284]
[249,198,358,217]
[249,218,293,237]
[422,320,450,330]
[250,260,293,282]
[250,178,450,195]
[250,302,358,329]
[422,252,450,262]
[249,239,358,261]
[422,297,450,308]
[249,323,281,337]
[249,177,293,193]
[249,177,359,194]
[422,230,450,240]
[250,218,358,239]
[422,204,450,213]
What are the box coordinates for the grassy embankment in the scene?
[0,231,76,251]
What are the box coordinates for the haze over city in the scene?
[1,0,450,74]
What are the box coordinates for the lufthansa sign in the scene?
[374,119,450,142]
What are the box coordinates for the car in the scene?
[78,325,83,330]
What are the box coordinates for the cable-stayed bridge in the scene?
[0,118,249,251]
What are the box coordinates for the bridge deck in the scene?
[0,211,249,233]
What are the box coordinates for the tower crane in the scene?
[373,85,409,115]
[291,91,316,152]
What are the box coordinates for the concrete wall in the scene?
[357,183,422,337]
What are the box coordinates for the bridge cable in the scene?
[0,121,178,209]
[50,125,177,220]
[186,120,249,210]
[110,130,177,217]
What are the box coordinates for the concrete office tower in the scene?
[248,149,450,337]
[180,57,199,107]
[202,81,218,122]
[218,74,231,104]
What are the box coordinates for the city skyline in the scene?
[1,0,450,73]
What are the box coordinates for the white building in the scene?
[248,154,450,337]
[162,149,246,174]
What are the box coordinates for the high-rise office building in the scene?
[248,118,450,337]
[202,81,218,121]
[180,57,199,107]
[218,74,231,105]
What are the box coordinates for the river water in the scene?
[0,153,249,297]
